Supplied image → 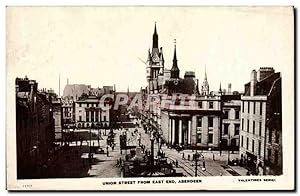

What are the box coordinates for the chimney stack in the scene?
[250,70,257,96]
[228,83,232,95]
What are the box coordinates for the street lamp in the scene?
[150,132,155,167]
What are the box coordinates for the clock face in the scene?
[152,53,159,62]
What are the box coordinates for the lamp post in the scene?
[194,150,200,177]
[227,139,231,165]
[89,127,92,163]
[150,132,155,167]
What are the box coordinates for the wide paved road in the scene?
[134,125,239,177]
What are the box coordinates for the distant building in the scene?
[61,96,75,129]
[239,67,282,175]
[221,94,241,151]
[63,84,114,100]
[74,94,111,129]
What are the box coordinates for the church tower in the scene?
[201,66,209,95]
[146,23,164,94]
[170,40,180,79]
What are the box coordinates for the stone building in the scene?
[220,94,241,151]
[142,23,223,149]
[74,94,111,129]
[239,67,282,175]
[15,77,56,178]
[61,96,75,128]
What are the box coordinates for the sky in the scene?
[6,6,293,94]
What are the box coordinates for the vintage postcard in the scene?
[6,6,295,191]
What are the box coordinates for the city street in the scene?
[118,121,248,177]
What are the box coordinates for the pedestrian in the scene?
[106,146,109,157]
[112,144,115,151]
[175,160,179,168]
[213,153,215,161]
[182,153,185,160]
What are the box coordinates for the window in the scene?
[274,150,279,165]
[275,132,280,144]
[247,120,249,132]
[247,101,250,113]
[95,112,99,122]
[197,117,202,127]
[86,111,89,122]
[197,133,202,143]
[267,149,271,161]
[258,141,261,156]
[224,110,229,119]
[269,129,272,143]
[91,111,94,122]
[103,115,106,122]
[241,136,244,148]
[79,116,82,122]
[208,117,214,127]
[242,119,244,130]
[252,140,255,153]
[246,138,249,150]
[235,110,240,119]
[242,101,244,113]
[208,133,213,144]
[224,124,229,135]
[79,103,82,107]
[253,101,256,114]
[87,103,89,107]
[198,101,202,108]
[259,122,262,136]
[234,124,240,135]
[260,102,263,115]
[253,121,255,135]
[209,102,213,109]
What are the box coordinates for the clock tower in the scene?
[146,23,164,94]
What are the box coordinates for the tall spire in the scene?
[152,22,158,49]
[219,82,222,94]
[173,40,177,62]
[201,65,209,95]
[204,65,207,81]
[170,39,180,79]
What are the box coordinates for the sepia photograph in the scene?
[6,6,295,191]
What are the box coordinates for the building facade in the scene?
[75,94,110,128]
[239,67,282,175]
[61,96,75,128]
[15,77,56,179]
[142,23,223,150]
[221,94,241,151]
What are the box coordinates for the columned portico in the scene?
[179,119,182,145]
[188,120,191,145]
[168,119,172,143]
[168,114,192,147]
[172,119,175,144]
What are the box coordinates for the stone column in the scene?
[179,119,182,145]
[188,120,191,144]
[172,119,175,145]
